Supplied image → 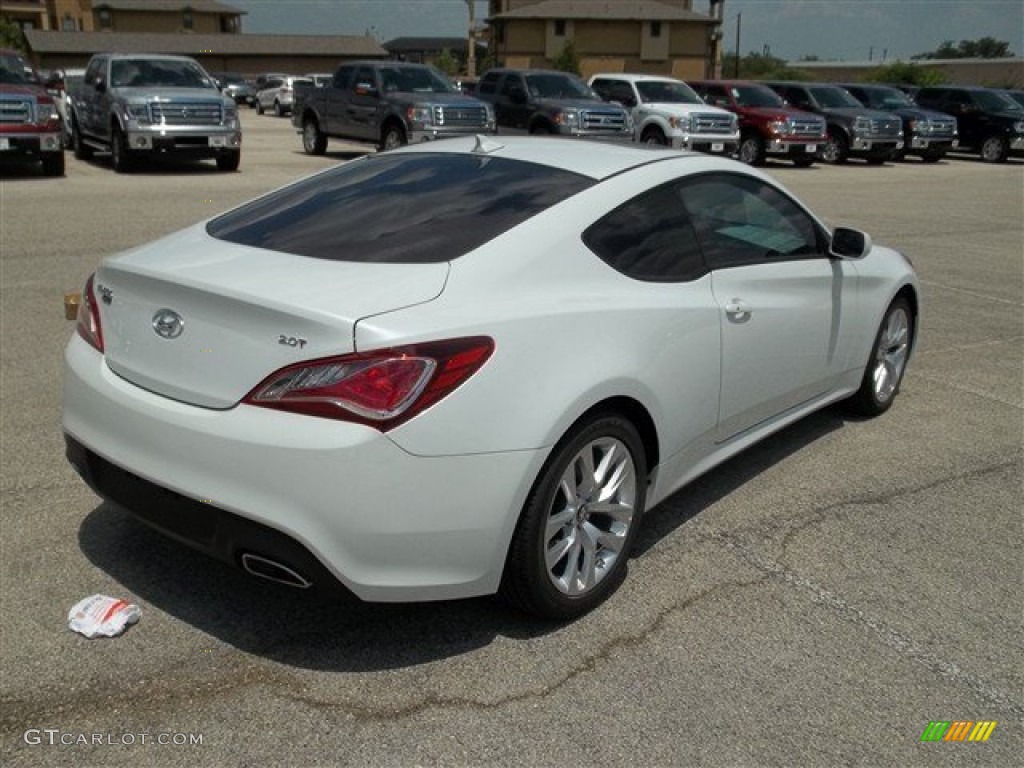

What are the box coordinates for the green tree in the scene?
[864,61,947,86]
[913,37,1013,59]
[724,51,811,80]
[0,18,28,54]
[550,39,580,76]
[435,48,459,77]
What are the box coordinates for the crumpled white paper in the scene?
[68,594,141,639]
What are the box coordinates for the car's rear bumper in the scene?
[62,336,540,602]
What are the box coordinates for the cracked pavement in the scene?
[2,113,1021,766]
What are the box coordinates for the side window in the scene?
[678,174,823,270]
[354,67,377,93]
[590,78,613,100]
[332,66,354,89]
[478,71,500,95]
[500,74,526,100]
[583,182,706,283]
[705,85,729,108]
[609,82,636,107]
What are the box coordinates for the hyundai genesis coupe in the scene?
[63,136,918,619]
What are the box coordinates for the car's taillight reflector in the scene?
[76,274,104,352]
[243,336,494,431]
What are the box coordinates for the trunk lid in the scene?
[96,223,448,408]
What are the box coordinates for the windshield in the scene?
[524,73,595,99]
[220,74,246,85]
[1004,91,1024,108]
[635,79,701,104]
[731,84,784,108]
[860,87,914,109]
[380,66,455,94]
[809,86,862,109]
[974,89,1022,112]
[111,59,216,89]
[0,52,40,85]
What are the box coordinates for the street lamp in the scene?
[465,0,477,77]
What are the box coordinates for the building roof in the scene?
[92,1,246,13]
[489,0,716,23]
[383,37,473,53]
[24,30,388,58]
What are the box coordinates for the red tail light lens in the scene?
[243,336,494,431]
[76,274,104,352]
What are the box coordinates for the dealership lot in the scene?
[1,111,1021,765]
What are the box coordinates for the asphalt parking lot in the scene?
[1,110,1021,767]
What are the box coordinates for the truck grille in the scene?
[868,118,901,138]
[789,117,825,137]
[433,105,488,128]
[149,102,223,126]
[923,118,956,137]
[580,109,627,132]
[692,112,735,135]
[0,99,33,124]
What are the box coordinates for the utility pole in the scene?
[734,12,741,78]
[465,0,477,77]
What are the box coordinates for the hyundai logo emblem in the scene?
[152,309,184,339]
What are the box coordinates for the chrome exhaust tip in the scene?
[240,552,313,589]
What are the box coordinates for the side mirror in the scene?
[830,227,872,259]
[94,77,106,93]
[354,82,377,97]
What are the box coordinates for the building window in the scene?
[183,9,193,30]
[98,8,111,29]
[554,19,566,36]
[650,21,662,38]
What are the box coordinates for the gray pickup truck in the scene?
[292,61,495,154]
[70,53,241,172]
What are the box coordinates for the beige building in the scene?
[1,0,244,34]
[487,0,724,80]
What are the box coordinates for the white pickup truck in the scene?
[590,73,739,155]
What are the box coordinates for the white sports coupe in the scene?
[63,136,918,619]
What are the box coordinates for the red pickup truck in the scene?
[1,48,65,176]
[689,79,826,167]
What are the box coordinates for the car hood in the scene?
[641,101,729,117]
[394,91,488,107]
[536,97,623,112]
[0,84,48,100]
[95,223,449,409]
[741,106,820,122]
[884,106,950,120]
[111,86,228,104]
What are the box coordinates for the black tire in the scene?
[216,150,240,172]
[865,154,887,165]
[256,101,265,115]
[500,413,648,620]
[41,151,65,177]
[737,135,766,165]
[302,117,327,155]
[640,126,666,146]
[920,151,943,163]
[980,134,1008,163]
[72,118,92,160]
[111,126,133,173]
[379,123,407,151]
[792,155,815,168]
[273,100,283,117]
[528,121,556,135]
[846,297,914,417]
[821,131,849,164]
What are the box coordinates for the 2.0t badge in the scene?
[152,309,184,339]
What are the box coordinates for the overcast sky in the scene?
[231,1,1024,63]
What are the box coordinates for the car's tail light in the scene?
[76,274,104,352]
[243,336,494,430]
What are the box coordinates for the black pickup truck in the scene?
[292,61,495,154]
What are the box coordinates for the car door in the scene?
[347,65,380,141]
[678,172,858,441]
[498,73,530,130]
[79,57,106,138]
[325,65,355,133]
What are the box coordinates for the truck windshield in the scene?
[524,73,595,100]
[635,80,701,104]
[0,52,40,85]
[860,87,914,109]
[110,59,216,89]
[379,66,455,94]
[973,90,1022,112]
[809,86,862,109]
[730,85,784,108]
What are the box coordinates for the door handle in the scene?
[725,299,752,321]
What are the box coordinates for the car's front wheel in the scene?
[41,151,65,177]
[738,135,765,165]
[500,413,647,620]
[640,126,667,145]
[379,123,407,151]
[216,150,241,172]
[111,126,133,173]
[302,117,327,155]
[273,100,284,117]
[256,100,265,115]
[847,297,913,417]
[821,131,849,164]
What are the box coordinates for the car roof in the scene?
[392,135,713,181]
[589,72,684,84]
[103,53,198,63]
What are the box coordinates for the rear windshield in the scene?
[207,153,594,263]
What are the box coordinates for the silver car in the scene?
[256,75,312,117]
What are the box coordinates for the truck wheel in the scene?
[216,150,241,172]
[72,118,92,160]
[41,151,66,177]
[256,101,265,115]
[792,155,815,168]
[273,100,284,117]
[529,121,556,135]
[738,135,765,165]
[920,151,943,163]
[379,123,407,151]
[821,131,849,164]
[640,126,666,145]
[302,117,327,155]
[980,135,1008,163]
[111,127,134,173]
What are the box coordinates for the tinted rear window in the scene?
[207,153,594,263]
